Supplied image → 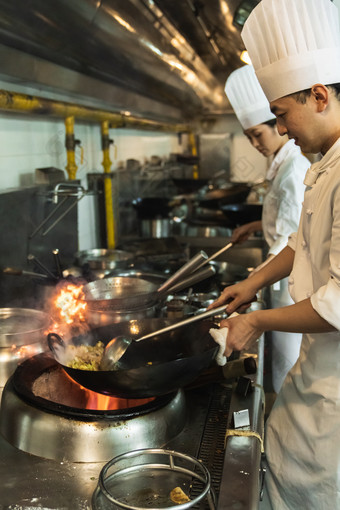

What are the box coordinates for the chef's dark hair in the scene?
[290,84,340,103]
[262,118,277,128]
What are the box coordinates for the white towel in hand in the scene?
[210,327,229,366]
[209,312,239,366]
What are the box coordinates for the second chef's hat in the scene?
[225,64,276,130]
[241,0,340,102]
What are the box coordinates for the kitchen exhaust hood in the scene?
[0,0,257,123]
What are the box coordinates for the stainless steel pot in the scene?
[181,222,232,238]
[140,219,180,238]
[0,308,50,387]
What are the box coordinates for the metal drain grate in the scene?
[190,384,232,508]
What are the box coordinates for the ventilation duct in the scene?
[0,0,247,121]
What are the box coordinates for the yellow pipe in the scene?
[64,116,78,180]
[0,89,189,133]
[101,121,115,249]
[188,132,199,179]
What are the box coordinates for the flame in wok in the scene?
[53,283,87,325]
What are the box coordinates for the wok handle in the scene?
[165,264,216,294]
[137,305,227,343]
[47,332,66,355]
[157,250,208,293]
[195,242,233,271]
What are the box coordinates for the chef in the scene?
[225,64,309,393]
[209,0,340,507]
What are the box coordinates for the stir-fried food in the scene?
[66,341,104,371]
[169,487,191,504]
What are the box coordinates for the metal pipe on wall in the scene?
[101,121,115,249]
[0,90,189,133]
[188,132,199,179]
[64,116,78,180]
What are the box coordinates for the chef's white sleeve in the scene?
[310,186,340,331]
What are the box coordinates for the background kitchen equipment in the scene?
[171,177,209,194]
[180,220,233,238]
[139,218,179,238]
[74,249,134,271]
[195,183,252,209]
[132,197,184,238]
[132,197,173,219]
[117,237,189,273]
[93,448,215,509]
[219,203,263,227]
[0,307,50,387]
[47,319,219,398]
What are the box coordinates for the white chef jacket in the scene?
[262,139,309,256]
[261,140,310,392]
[263,137,340,510]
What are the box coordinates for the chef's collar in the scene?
[266,139,296,181]
[304,138,340,186]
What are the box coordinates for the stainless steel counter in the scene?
[218,334,265,509]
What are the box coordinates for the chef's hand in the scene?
[231,220,262,245]
[219,312,262,357]
[207,278,258,315]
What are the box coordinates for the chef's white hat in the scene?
[225,64,275,130]
[241,0,340,102]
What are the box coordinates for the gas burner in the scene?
[0,353,186,462]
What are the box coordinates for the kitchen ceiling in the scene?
[0,0,259,122]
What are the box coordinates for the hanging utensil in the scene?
[52,249,63,279]
[100,304,227,369]
[27,254,57,280]
[2,267,49,279]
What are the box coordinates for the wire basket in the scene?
[92,448,216,510]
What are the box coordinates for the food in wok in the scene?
[66,341,104,370]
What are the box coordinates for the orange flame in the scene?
[64,371,154,410]
[53,283,87,324]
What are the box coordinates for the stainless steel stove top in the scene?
[0,336,264,510]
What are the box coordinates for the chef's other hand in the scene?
[207,279,258,315]
[220,312,262,357]
[230,220,262,245]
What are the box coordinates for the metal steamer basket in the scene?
[92,448,216,510]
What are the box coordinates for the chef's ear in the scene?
[310,84,329,112]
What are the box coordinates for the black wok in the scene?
[47,319,219,398]
[196,184,251,209]
[172,178,209,194]
[219,203,263,226]
[132,197,173,219]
